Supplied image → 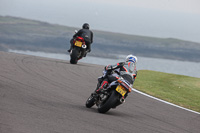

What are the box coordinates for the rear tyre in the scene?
[97,90,118,113]
[86,95,96,108]
[70,48,78,64]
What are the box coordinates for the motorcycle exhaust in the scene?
[120,97,125,103]
[82,44,87,49]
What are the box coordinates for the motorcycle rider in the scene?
[68,23,93,55]
[94,54,138,95]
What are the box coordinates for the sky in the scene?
[0,0,200,43]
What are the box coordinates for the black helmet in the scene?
[82,23,89,29]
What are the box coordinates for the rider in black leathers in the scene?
[68,23,93,55]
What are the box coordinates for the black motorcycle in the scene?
[69,36,87,64]
[86,71,133,113]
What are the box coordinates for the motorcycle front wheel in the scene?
[85,95,96,108]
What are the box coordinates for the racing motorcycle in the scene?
[69,33,87,64]
[85,71,133,113]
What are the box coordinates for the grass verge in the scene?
[133,70,200,112]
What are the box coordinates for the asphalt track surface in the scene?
[0,51,199,133]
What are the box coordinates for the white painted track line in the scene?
[132,88,200,115]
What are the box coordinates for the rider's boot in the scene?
[68,42,73,52]
[83,49,91,57]
[95,80,109,94]
[91,78,107,99]
[68,47,72,52]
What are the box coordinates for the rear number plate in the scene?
[74,41,82,47]
[116,85,127,96]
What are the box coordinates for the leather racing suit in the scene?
[96,61,137,93]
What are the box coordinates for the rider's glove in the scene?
[105,65,112,71]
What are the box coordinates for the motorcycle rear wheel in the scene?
[97,90,118,113]
[70,48,79,64]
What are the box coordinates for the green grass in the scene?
[134,70,200,112]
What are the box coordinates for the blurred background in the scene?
[0,0,200,77]
[1,0,200,42]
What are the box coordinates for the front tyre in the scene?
[97,90,118,113]
[85,95,96,108]
[70,48,79,64]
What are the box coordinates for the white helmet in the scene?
[125,54,137,63]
